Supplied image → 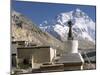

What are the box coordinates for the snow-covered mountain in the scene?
[39,8,96,43]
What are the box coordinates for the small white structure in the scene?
[59,20,84,70]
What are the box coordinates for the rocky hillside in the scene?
[11,11,66,54]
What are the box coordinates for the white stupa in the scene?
[56,20,84,70]
[66,20,78,53]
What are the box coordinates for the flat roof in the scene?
[17,46,52,49]
[12,41,25,43]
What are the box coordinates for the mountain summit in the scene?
[39,8,95,43]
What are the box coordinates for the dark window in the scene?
[23,59,29,65]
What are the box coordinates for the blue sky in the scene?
[11,0,96,25]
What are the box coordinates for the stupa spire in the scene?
[67,20,74,40]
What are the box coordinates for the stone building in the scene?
[16,46,56,69]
